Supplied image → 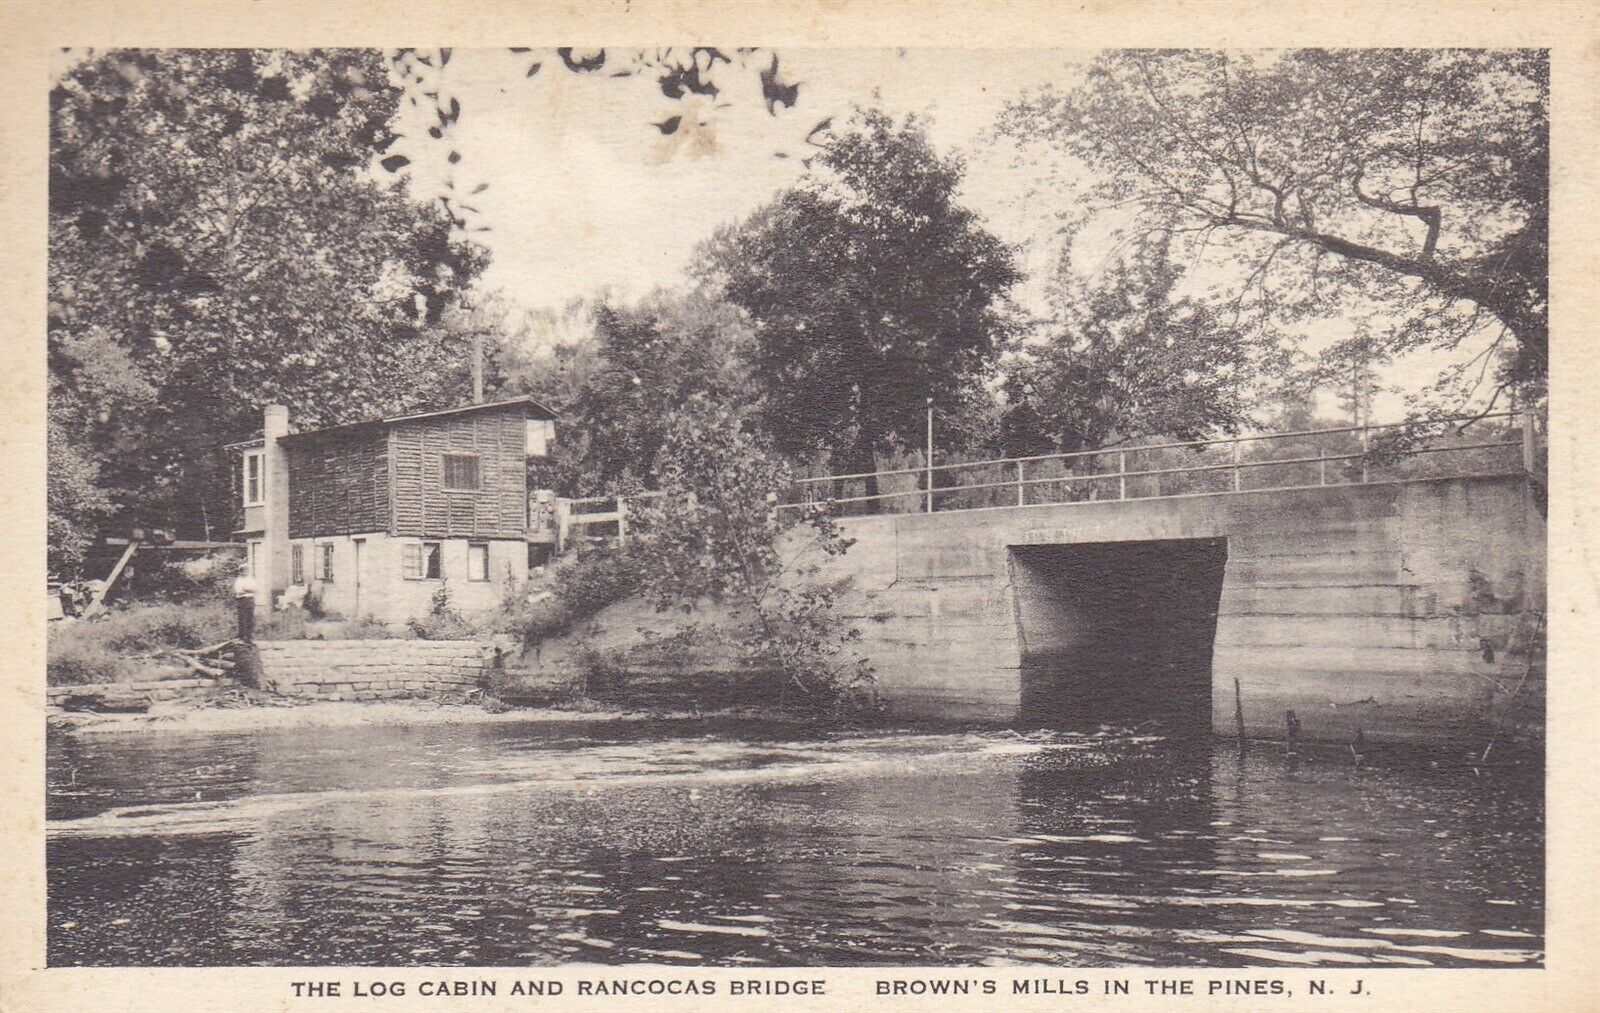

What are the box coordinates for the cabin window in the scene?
[291,544,305,585]
[404,541,443,580]
[443,453,481,491]
[319,543,335,582]
[243,450,265,506]
[468,543,489,581]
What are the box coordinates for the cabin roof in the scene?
[276,396,558,447]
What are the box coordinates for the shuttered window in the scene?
[443,453,481,491]
[319,543,335,582]
[404,541,442,580]
[291,544,304,585]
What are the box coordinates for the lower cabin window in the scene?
[404,541,443,580]
[247,540,262,580]
[468,543,489,581]
[291,544,305,585]
[319,543,335,582]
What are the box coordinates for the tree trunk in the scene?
[840,435,881,515]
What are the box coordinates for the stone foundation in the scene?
[256,639,495,700]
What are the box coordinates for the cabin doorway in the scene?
[1010,538,1228,734]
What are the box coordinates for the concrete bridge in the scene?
[805,419,1545,746]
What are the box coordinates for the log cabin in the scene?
[229,398,558,625]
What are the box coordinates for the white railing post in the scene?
[1360,425,1370,483]
[1118,451,1127,500]
[554,499,571,555]
[616,497,628,546]
[1319,441,1328,486]
[1016,459,1025,507]
[1231,439,1241,492]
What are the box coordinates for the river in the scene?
[46,718,1542,967]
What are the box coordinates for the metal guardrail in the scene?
[545,411,1538,544]
[775,410,1536,516]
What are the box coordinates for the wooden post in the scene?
[1360,425,1370,483]
[84,541,138,618]
[1119,450,1127,500]
[1230,439,1241,492]
[616,497,628,546]
[1521,409,1537,473]
[1016,459,1025,507]
[554,500,571,555]
[925,398,934,514]
[1319,442,1328,485]
[1234,676,1248,756]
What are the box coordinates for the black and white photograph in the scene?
[17,6,1580,997]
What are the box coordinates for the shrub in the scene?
[514,546,641,649]
[92,601,236,652]
[153,552,243,603]
[554,545,642,616]
[47,635,135,686]
[407,583,479,640]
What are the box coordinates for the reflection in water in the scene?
[47,720,1542,967]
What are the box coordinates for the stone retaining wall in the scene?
[256,639,495,700]
[47,678,215,705]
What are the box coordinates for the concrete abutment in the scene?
[824,474,1544,746]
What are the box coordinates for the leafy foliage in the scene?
[50,49,489,559]
[1002,49,1548,403]
[497,291,759,496]
[406,583,478,640]
[636,398,873,711]
[1000,237,1256,456]
[700,107,1020,472]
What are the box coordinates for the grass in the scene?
[48,601,235,686]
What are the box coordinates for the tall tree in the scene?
[1002,49,1548,401]
[1000,237,1256,457]
[497,291,760,497]
[699,107,1021,477]
[50,49,487,556]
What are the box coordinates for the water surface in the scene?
[47,718,1542,967]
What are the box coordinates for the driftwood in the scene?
[168,639,240,679]
[173,654,226,678]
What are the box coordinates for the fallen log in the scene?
[172,653,226,678]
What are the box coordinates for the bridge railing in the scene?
[774,410,1536,517]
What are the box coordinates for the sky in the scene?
[382,47,1491,419]
[389,48,1084,319]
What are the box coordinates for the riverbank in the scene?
[46,691,797,739]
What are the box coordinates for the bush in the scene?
[554,545,642,616]
[46,600,237,686]
[407,583,479,640]
[92,601,235,652]
[150,552,243,603]
[47,636,135,686]
[514,546,641,649]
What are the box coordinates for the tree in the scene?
[50,49,488,551]
[637,397,872,712]
[1000,238,1256,457]
[48,329,156,574]
[496,291,760,497]
[699,107,1021,479]
[1002,49,1548,402]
